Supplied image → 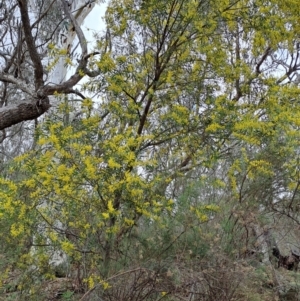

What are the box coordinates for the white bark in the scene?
[50,0,96,85]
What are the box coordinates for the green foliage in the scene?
[1,0,300,299]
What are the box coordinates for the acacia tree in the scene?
[1,0,300,300]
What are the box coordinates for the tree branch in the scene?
[0,98,50,130]
[0,72,35,96]
[18,0,44,89]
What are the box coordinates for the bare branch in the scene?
[0,98,50,130]
[18,0,44,89]
[0,72,35,96]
